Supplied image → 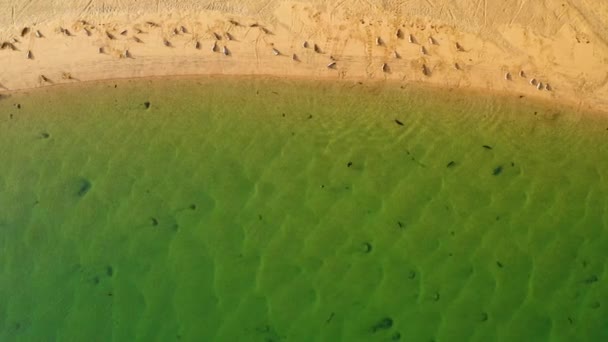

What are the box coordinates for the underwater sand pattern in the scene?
[0,78,606,341]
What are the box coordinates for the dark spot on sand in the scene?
[480,312,488,322]
[10,114,13,119]
[41,132,50,139]
[282,113,285,117]
[408,270,416,279]
[482,145,493,150]
[496,261,503,268]
[446,161,456,168]
[362,242,372,253]
[151,217,159,226]
[189,204,197,210]
[144,101,151,109]
[519,95,525,98]
[16,103,21,109]
[106,266,113,277]
[584,275,599,284]
[391,332,401,340]
[114,84,117,88]
[372,317,393,332]
[308,114,313,119]
[394,119,404,126]
[77,179,92,197]
[493,166,503,175]
[347,161,352,167]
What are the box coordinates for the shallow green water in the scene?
[0,77,606,341]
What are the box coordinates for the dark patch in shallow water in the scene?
[106,266,113,277]
[584,275,599,284]
[394,119,404,126]
[144,101,151,109]
[371,317,393,332]
[362,242,372,253]
[446,161,456,168]
[482,145,493,150]
[492,166,503,175]
[77,179,92,197]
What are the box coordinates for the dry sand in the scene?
[0,0,607,114]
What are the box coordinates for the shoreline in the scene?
[1,1,607,115]
[6,73,607,123]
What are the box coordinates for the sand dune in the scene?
[0,0,607,114]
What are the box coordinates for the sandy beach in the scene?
[0,0,607,114]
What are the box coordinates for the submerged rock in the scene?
[372,317,393,332]
[77,178,92,197]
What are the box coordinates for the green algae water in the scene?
[0,77,607,341]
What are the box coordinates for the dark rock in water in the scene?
[446,161,456,168]
[584,275,599,284]
[362,242,372,253]
[480,312,489,322]
[372,317,393,332]
[41,132,50,139]
[496,261,503,268]
[77,179,92,197]
[106,266,113,277]
[482,145,493,150]
[144,101,151,109]
[151,217,159,226]
[492,166,503,175]
[511,162,515,167]
[189,204,197,210]
[394,119,404,126]
[347,161,353,168]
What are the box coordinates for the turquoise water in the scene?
[0,77,606,341]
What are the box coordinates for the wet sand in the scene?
[0,0,607,114]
